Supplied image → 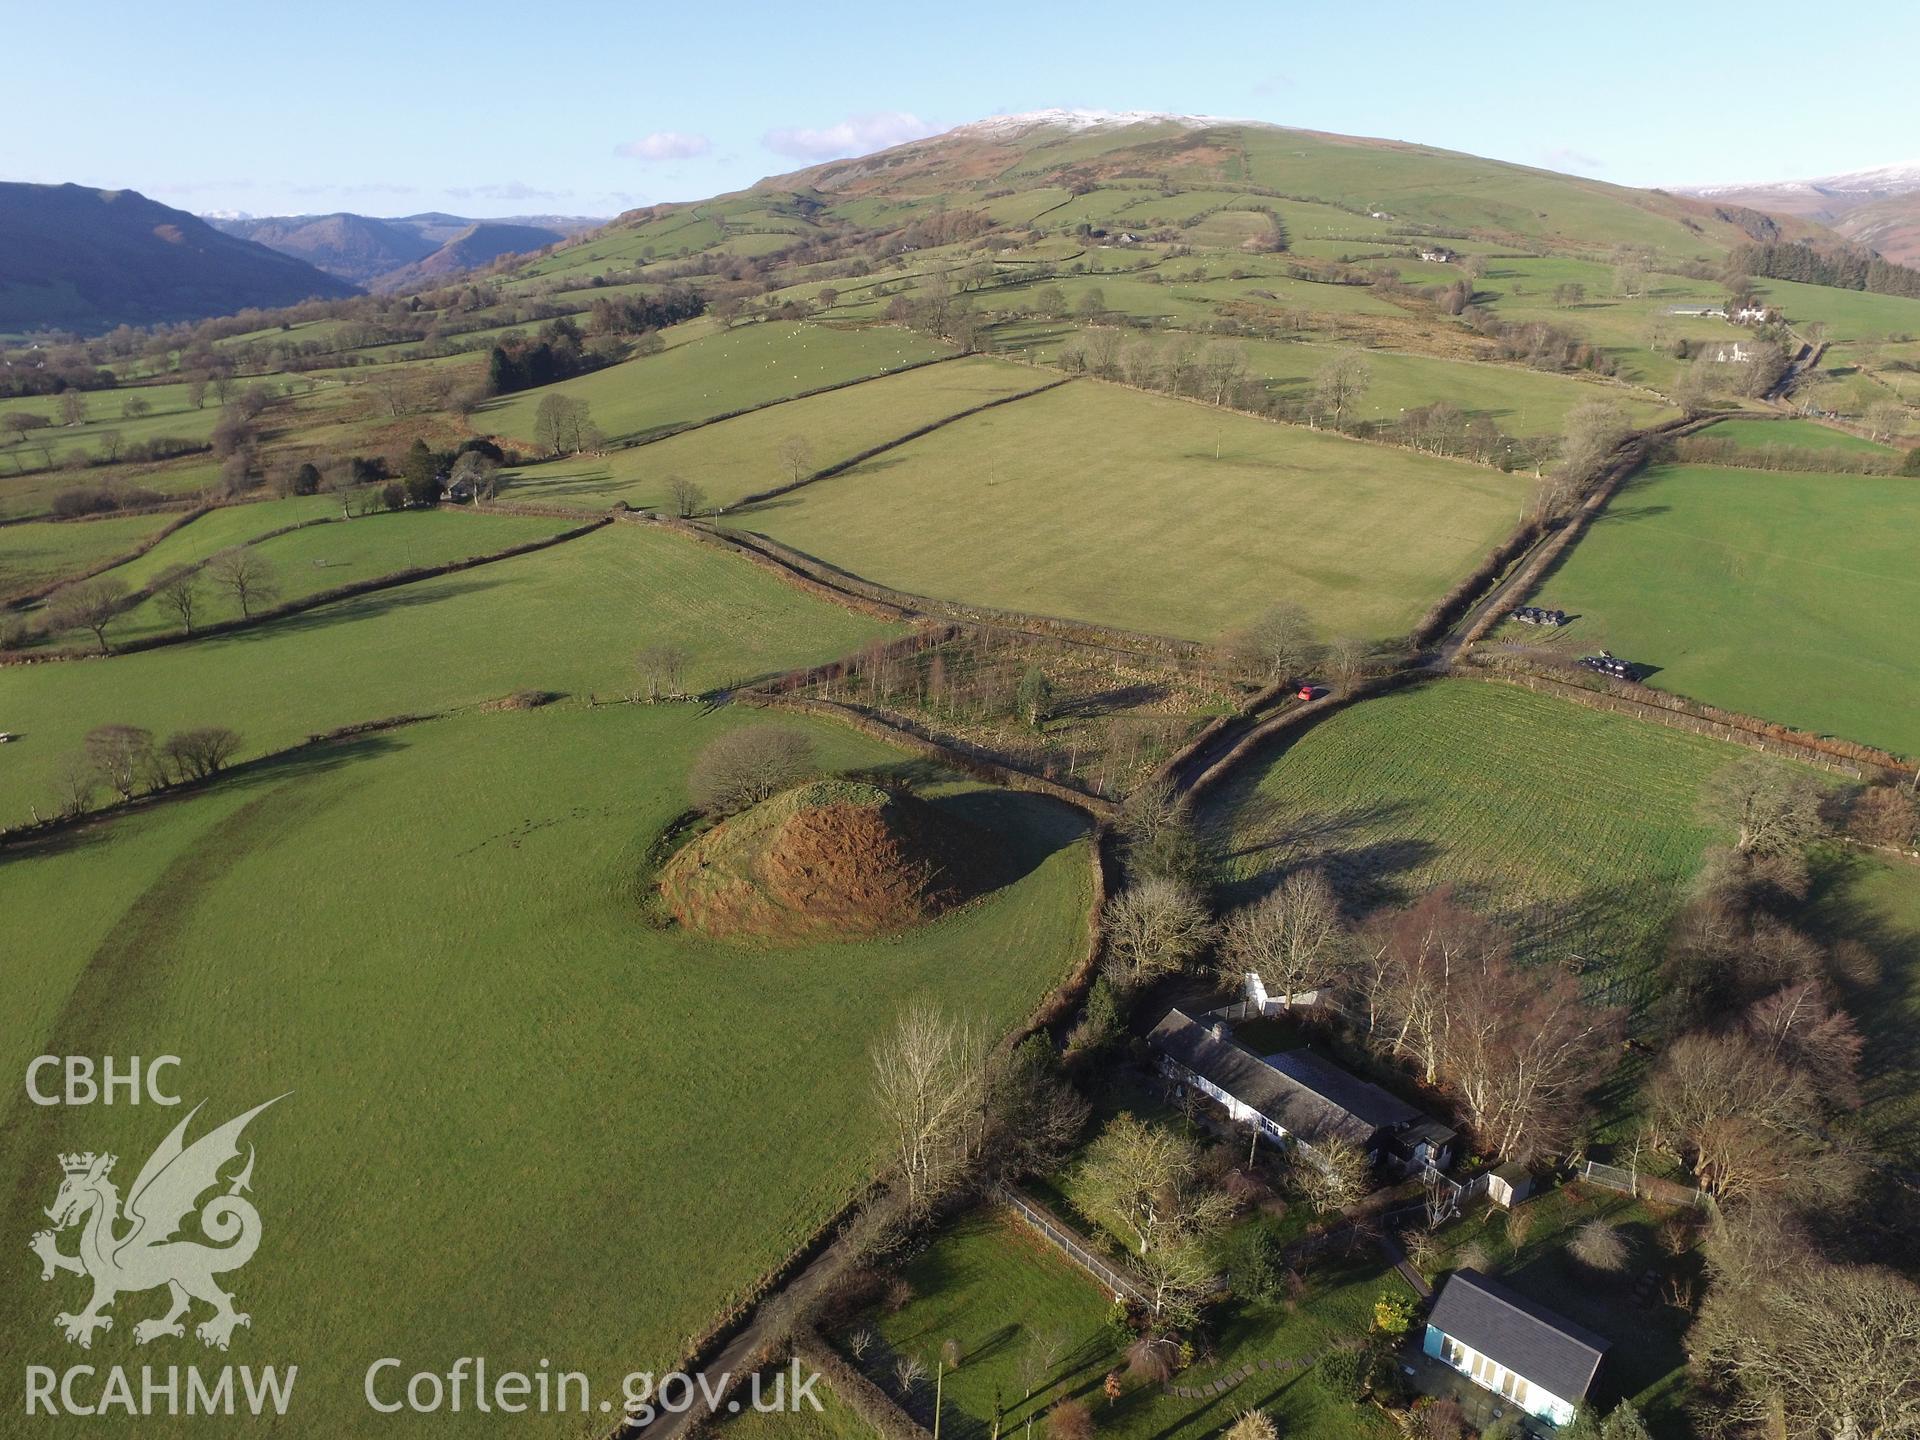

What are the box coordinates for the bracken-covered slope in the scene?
[0,183,360,333]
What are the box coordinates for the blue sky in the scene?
[7,0,1915,218]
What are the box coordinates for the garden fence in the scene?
[1001,1192,1147,1306]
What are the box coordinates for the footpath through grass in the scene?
[1511,463,1920,758]
[0,703,1092,1438]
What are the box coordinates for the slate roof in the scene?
[1427,1269,1609,1404]
[1147,1009,1449,1151]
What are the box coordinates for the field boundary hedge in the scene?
[1,517,608,665]
[0,710,440,846]
[1459,658,1914,780]
[1448,414,1721,654]
[729,375,1075,510]
[789,1329,932,1440]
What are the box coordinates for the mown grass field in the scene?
[481,321,951,446]
[501,355,1052,512]
[1509,463,1920,757]
[46,508,575,648]
[0,509,179,594]
[0,701,1092,1437]
[747,379,1532,641]
[1199,680,1732,1008]
[846,1206,1403,1440]
[0,522,899,825]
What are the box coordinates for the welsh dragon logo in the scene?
[28,1095,286,1350]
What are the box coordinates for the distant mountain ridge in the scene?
[0,182,359,334]
[210,210,604,288]
[1677,161,1920,264]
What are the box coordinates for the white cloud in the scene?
[446,180,570,203]
[615,131,713,162]
[762,111,936,162]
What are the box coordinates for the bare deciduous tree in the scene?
[1700,757,1827,857]
[1313,353,1371,425]
[687,725,814,814]
[1692,1216,1920,1438]
[1219,868,1345,1007]
[1292,1135,1372,1214]
[153,567,204,635]
[634,643,690,702]
[159,727,242,783]
[47,576,129,654]
[85,724,155,801]
[1101,876,1215,991]
[1221,601,1323,682]
[666,474,707,518]
[872,1003,988,1220]
[207,547,279,619]
[777,435,814,486]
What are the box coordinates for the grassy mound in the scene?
[660,778,1004,940]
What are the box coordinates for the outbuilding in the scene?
[1424,1269,1608,1427]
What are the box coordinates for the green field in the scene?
[1702,416,1894,456]
[1226,337,1672,437]
[1510,463,1920,757]
[1199,679,1731,1006]
[44,508,575,648]
[1751,276,1920,341]
[844,1206,1401,1440]
[500,355,1052,512]
[0,510,178,595]
[481,321,951,447]
[0,701,1091,1436]
[746,379,1532,640]
[82,494,343,592]
[0,522,899,825]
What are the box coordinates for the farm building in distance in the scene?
[1424,1269,1609,1427]
[1148,1008,1455,1175]
[1418,245,1459,263]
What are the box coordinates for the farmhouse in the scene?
[1148,1008,1455,1175]
[1419,246,1458,263]
[1424,1269,1609,1427]
[1733,302,1774,324]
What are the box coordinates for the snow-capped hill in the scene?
[1681,161,1920,203]
[953,109,1242,139]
